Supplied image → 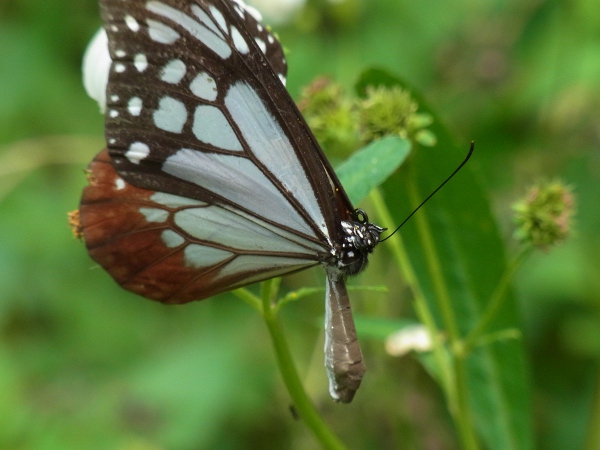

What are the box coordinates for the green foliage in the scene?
[355,68,532,450]
[335,135,410,204]
[1,0,599,449]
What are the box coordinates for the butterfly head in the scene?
[338,209,386,276]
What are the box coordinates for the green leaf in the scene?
[335,135,411,205]
[357,68,533,450]
[353,315,421,341]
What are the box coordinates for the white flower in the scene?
[385,325,433,356]
[82,28,111,113]
[249,0,304,24]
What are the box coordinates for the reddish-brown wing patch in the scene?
[81,150,298,303]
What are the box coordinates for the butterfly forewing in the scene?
[100,0,347,245]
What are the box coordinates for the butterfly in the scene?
[77,0,384,403]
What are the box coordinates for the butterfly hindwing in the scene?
[80,149,320,303]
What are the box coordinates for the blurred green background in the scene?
[1,0,599,448]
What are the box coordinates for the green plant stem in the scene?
[405,174,459,341]
[369,188,454,400]
[255,279,346,450]
[372,184,479,449]
[462,246,532,355]
[404,173,479,450]
[585,365,600,450]
[454,359,480,450]
[232,287,263,313]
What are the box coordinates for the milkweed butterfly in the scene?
[77,0,384,403]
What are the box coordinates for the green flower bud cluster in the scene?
[358,85,436,147]
[298,77,361,157]
[298,78,436,156]
[512,180,575,249]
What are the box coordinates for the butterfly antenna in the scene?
[380,141,475,242]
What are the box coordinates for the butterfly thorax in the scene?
[336,210,385,276]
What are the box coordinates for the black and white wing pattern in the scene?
[78,0,384,403]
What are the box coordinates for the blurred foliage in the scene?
[1,0,599,449]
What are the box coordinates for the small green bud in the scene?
[512,180,575,249]
[414,129,437,147]
[410,113,434,129]
[357,85,436,146]
[297,77,360,156]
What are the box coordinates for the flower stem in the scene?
[585,367,600,450]
[232,287,263,313]
[462,246,532,354]
[404,172,479,450]
[405,173,459,341]
[235,280,347,450]
[369,188,454,399]
[453,358,480,450]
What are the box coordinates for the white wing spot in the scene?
[114,63,126,73]
[109,110,119,118]
[258,24,264,32]
[189,72,218,101]
[151,192,205,208]
[160,59,187,84]
[115,49,126,57]
[184,245,232,269]
[174,206,319,255]
[267,34,274,44]
[254,37,266,54]
[233,6,244,19]
[140,207,169,223]
[134,53,148,72]
[163,150,317,238]
[225,82,328,237]
[193,105,242,151]
[192,5,225,38]
[244,5,263,22]
[110,94,119,102]
[278,74,287,86]
[125,142,150,164]
[146,1,231,59]
[208,5,227,34]
[115,178,126,190]
[110,25,118,32]
[153,96,187,133]
[218,257,312,281]
[147,19,181,44]
[108,138,116,145]
[161,230,185,248]
[231,26,249,54]
[124,15,140,32]
[128,97,143,116]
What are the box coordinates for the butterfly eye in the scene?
[354,208,369,224]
